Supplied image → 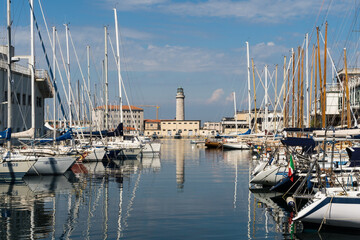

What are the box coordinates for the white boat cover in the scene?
[11,128,35,138]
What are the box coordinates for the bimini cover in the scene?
[38,130,73,144]
[107,123,123,137]
[281,137,316,153]
[345,147,360,167]
[239,129,251,135]
[0,128,11,140]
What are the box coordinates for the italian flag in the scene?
[288,155,295,182]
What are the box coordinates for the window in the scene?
[16,93,20,104]
[11,92,14,103]
[22,94,26,105]
[28,95,31,106]
[3,91,7,102]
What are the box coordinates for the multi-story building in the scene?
[160,120,201,137]
[0,46,53,137]
[143,119,161,137]
[200,121,221,136]
[92,105,144,132]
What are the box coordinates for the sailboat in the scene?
[0,0,36,181]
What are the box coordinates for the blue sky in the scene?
[1,0,358,123]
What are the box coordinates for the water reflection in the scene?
[176,140,185,189]
[2,140,357,239]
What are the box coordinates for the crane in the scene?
[137,105,160,120]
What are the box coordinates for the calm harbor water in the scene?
[0,139,356,239]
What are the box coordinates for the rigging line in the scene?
[306,0,326,49]
[89,50,103,90]
[11,0,25,45]
[255,67,275,110]
[33,0,68,120]
[108,35,140,132]
[54,31,72,117]
[68,30,94,114]
[320,31,358,127]
[334,3,360,68]
[118,25,139,105]
[270,52,294,129]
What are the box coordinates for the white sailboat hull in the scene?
[141,143,161,156]
[222,142,249,150]
[84,147,106,162]
[0,152,37,182]
[294,192,360,228]
[250,165,287,186]
[27,156,75,175]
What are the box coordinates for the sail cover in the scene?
[11,128,35,138]
[0,128,11,140]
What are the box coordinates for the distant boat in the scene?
[174,131,182,139]
[205,138,223,149]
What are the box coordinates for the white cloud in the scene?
[102,0,347,23]
[206,88,224,104]
[225,92,234,102]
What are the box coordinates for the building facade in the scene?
[92,105,144,132]
[143,119,161,137]
[0,46,53,137]
[160,120,201,137]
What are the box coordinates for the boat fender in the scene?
[286,197,295,209]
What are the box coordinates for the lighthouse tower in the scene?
[176,87,185,120]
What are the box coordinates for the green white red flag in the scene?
[288,155,295,182]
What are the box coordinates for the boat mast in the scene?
[300,48,304,128]
[274,64,278,131]
[316,27,323,128]
[309,45,314,128]
[87,45,92,141]
[114,9,123,126]
[65,24,72,128]
[297,47,300,128]
[246,42,252,130]
[291,48,295,127]
[265,65,268,132]
[283,56,287,128]
[323,22,328,128]
[52,26,56,142]
[252,59,257,133]
[305,33,309,128]
[233,92,238,134]
[314,46,318,127]
[6,0,12,149]
[30,0,35,138]
[104,26,109,130]
[344,48,351,128]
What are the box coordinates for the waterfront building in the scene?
[92,105,144,132]
[309,68,360,127]
[200,121,221,136]
[142,119,201,138]
[160,120,201,137]
[143,119,161,137]
[0,46,53,137]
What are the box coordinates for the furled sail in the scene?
[11,128,35,138]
